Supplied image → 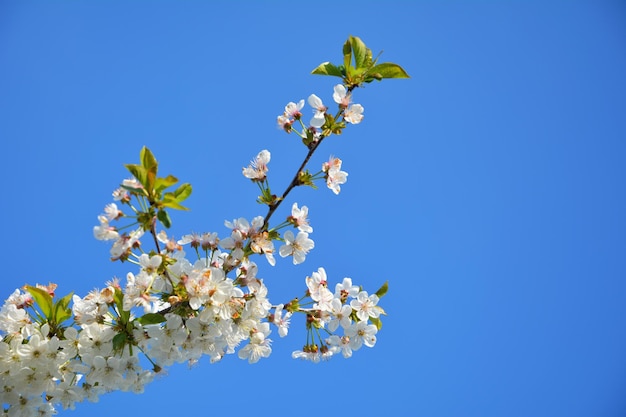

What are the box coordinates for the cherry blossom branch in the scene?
[0,35,407,417]
[263,125,325,229]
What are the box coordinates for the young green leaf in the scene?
[370,316,383,330]
[53,292,74,325]
[112,332,128,351]
[375,281,389,298]
[124,164,148,189]
[154,175,179,194]
[135,313,167,326]
[343,38,352,70]
[113,287,131,324]
[161,194,189,211]
[349,35,369,69]
[311,62,344,77]
[140,146,158,172]
[157,209,172,228]
[25,285,53,320]
[369,63,410,79]
[172,183,192,202]
[136,147,158,194]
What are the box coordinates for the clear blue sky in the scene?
[1,1,626,416]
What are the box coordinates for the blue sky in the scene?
[1,1,626,416]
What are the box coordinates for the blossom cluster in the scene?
[288,267,383,363]
[277,84,364,135]
[0,77,389,416]
[0,217,383,415]
[0,167,383,416]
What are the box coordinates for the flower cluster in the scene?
[277,84,364,143]
[0,162,385,414]
[0,34,407,415]
[0,189,382,415]
[288,267,384,363]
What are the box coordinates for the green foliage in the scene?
[312,35,410,89]
[370,316,383,331]
[375,281,389,298]
[135,313,166,326]
[124,146,192,229]
[24,286,73,334]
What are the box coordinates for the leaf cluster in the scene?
[124,146,192,229]
[24,286,73,337]
[311,35,410,90]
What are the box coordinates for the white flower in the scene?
[178,232,202,248]
[313,286,334,312]
[327,334,353,358]
[322,156,348,195]
[123,271,159,312]
[292,348,321,363]
[78,322,116,357]
[110,228,144,260]
[138,253,162,275]
[0,303,31,334]
[122,177,142,190]
[72,292,108,325]
[242,150,271,182]
[89,355,123,389]
[345,321,378,350]
[308,94,327,128]
[250,231,276,266]
[350,291,382,322]
[271,304,291,337]
[335,277,360,299]
[112,186,129,201]
[306,267,327,298]
[279,231,314,265]
[332,84,351,107]
[328,298,353,332]
[238,323,272,364]
[284,100,304,119]
[344,104,364,124]
[93,216,119,241]
[200,232,219,250]
[277,114,292,131]
[289,202,313,233]
[103,203,121,221]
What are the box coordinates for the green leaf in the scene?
[349,35,368,69]
[363,46,374,69]
[138,147,159,193]
[146,170,157,195]
[161,194,189,211]
[311,62,344,77]
[342,38,352,70]
[25,286,54,320]
[124,164,148,189]
[370,316,383,331]
[135,313,166,326]
[369,63,410,79]
[374,281,389,298]
[256,187,275,206]
[113,287,131,324]
[172,183,192,202]
[157,208,172,228]
[140,146,158,171]
[154,175,179,194]
[53,292,74,325]
[112,332,128,351]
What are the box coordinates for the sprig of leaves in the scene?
[24,286,73,336]
[124,146,192,229]
[311,35,410,89]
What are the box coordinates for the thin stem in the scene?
[262,135,326,229]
